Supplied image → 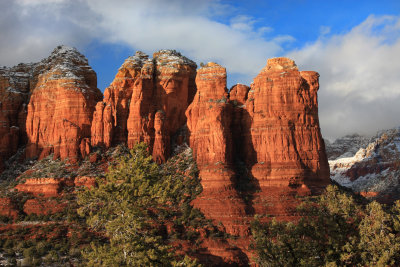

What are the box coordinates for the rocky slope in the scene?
[329,128,400,202]
[325,134,370,160]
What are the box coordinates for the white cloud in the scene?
[1,0,289,85]
[0,0,98,66]
[82,0,285,79]
[319,26,331,35]
[288,15,400,140]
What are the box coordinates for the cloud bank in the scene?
[288,15,400,140]
[1,0,400,139]
[2,0,286,81]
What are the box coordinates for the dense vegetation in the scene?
[77,143,212,266]
[251,185,400,266]
[2,143,400,266]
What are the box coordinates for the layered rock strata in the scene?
[91,50,196,162]
[244,58,329,190]
[186,58,330,232]
[0,63,37,170]
[25,46,102,162]
[0,48,331,265]
[15,176,96,197]
[186,63,248,236]
[242,58,330,218]
[15,177,74,197]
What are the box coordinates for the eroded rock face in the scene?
[15,177,74,197]
[186,63,248,236]
[0,63,37,169]
[25,46,102,162]
[186,58,330,234]
[1,49,330,265]
[92,52,150,147]
[240,58,329,219]
[92,50,197,162]
[244,58,329,191]
[74,176,96,189]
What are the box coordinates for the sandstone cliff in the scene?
[0,63,36,170]
[91,50,196,162]
[186,58,330,233]
[186,63,248,236]
[0,47,330,265]
[25,46,103,162]
[240,58,330,219]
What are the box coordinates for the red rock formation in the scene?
[186,63,248,235]
[91,102,113,147]
[229,84,251,166]
[0,48,330,265]
[126,54,156,152]
[244,58,329,190]
[187,58,329,233]
[92,51,150,147]
[232,58,329,219]
[92,50,196,162]
[25,46,102,162]
[0,63,36,170]
[0,198,19,219]
[15,177,74,197]
[150,50,197,161]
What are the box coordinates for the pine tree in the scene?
[78,143,201,266]
[251,185,400,266]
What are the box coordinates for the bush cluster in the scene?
[251,185,400,266]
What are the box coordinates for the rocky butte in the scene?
[91,50,196,162]
[186,59,330,237]
[0,46,330,264]
[0,45,102,167]
[25,46,103,162]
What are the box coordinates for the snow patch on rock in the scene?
[329,127,400,199]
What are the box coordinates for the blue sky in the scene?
[1,0,400,139]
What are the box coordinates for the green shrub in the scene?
[251,185,400,266]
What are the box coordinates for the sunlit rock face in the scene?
[0,48,331,266]
[91,50,197,162]
[186,63,248,236]
[186,58,330,235]
[244,58,329,190]
[240,57,330,219]
[25,46,102,162]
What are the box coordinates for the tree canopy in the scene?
[251,185,400,267]
[77,143,202,266]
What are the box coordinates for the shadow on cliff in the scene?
[231,108,262,216]
[288,120,329,194]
